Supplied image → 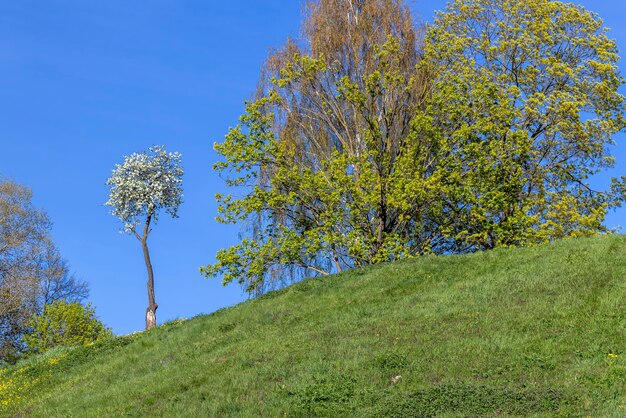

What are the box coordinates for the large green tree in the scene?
[203,0,436,292]
[205,0,626,293]
[416,0,626,250]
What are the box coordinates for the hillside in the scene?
[1,235,625,417]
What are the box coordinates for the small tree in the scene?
[105,145,183,330]
[23,300,111,354]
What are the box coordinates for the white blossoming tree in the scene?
[105,145,183,330]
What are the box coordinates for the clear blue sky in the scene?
[1,1,624,335]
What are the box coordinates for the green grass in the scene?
[1,234,625,417]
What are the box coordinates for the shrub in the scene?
[22,300,112,355]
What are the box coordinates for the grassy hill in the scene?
[1,235,625,417]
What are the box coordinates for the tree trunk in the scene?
[141,214,157,330]
[142,239,157,330]
[375,195,387,258]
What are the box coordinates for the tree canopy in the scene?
[415,0,626,250]
[204,0,626,293]
[105,145,183,236]
[203,0,434,292]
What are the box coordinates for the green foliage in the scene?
[2,235,626,416]
[203,0,433,292]
[205,0,626,292]
[22,300,112,355]
[417,0,626,250]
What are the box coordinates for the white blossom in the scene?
[105,145,183,234]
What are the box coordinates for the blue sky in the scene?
[1,0,625,335]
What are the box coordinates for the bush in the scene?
[22,300,112,355]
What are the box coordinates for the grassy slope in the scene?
[1,235,626,417]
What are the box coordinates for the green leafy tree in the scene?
[105,146,183,330]
[23,300,112,355]
[204,0,626,293]
[415,0,626,250]
[202,0,436,292]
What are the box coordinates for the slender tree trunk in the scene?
[375,197,387,258]
[332,248,342,273]
[141,214,157,330]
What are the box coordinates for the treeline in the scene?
[203,0,626,293]
[0,179,109,364]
